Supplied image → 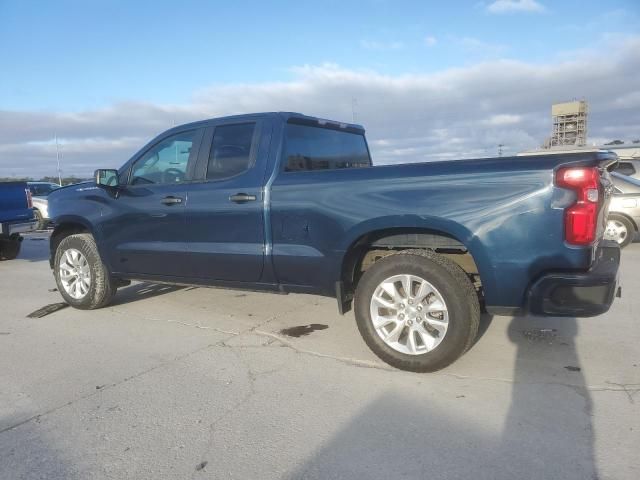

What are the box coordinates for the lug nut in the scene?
[417,305,423,311]
[398,313,405,320]
[399,303,405,309]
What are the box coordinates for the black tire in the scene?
[354,249,480,372]
[606,214,634,249]
[33,209,46,230]
[0,236,22,260]
[53,233,116,309]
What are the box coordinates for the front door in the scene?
[102,128,203,277]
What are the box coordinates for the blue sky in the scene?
[1,0,637,111]
[0,0,639,177]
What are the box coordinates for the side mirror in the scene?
[94,169,119,188]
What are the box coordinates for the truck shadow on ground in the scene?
[17,235,51,262]
[285,316,595,480]
[0,421,75,480]
[111,282,186,306]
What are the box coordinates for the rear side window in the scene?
[206,123,256,180]
[284,123,371,172]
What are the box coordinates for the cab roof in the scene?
[166,112,365,135]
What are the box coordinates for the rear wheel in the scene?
[33,209,47,230]
[54,233,116,309]
[354,249,480,372]
[0,235,22,260]
[605,215,634,248]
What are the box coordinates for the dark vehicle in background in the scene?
[0,181,36,259]
[28,182,60,230]
[48,112,621,372]
[605,172,640,248]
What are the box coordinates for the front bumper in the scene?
[1,220,38,236]
[527,242,621,317]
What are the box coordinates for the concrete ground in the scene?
[0,232,638,480]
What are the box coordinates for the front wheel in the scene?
[354,250,480,372]
[54,233,116,309]
[604,215,634,248]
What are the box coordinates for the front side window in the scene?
[131,130,197,185]
[206,123,256,180]
[284,123,371,172]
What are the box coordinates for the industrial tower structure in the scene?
[548,100,588,147]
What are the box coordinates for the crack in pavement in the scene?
[250,330,640,397]
[108,308,640,398]
[189,348,284,479]
[151,305,639,398]
[603,381,640,404]
[0,340,233,436]
[5,304,636,436]
[0,303,305,437]
[166,319,240,335]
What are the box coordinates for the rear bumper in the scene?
[1,220,37,236]
[526,242,621,317]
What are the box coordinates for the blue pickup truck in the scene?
[0,182,37,260]
[48,112,621,371]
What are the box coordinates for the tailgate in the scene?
[595,155,618,243]
[0,182,32,223]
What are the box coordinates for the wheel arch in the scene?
[49,216,99,268]
[337,221,491,314]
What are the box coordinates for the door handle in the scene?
[161,196,183,206]
[229,193,257,203]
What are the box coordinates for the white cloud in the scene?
[424,36,437,47]
[454,36,509,57]
[360,39,404,51]
[487,0,545,14]
[1,35,639,177]
[483,114,522,126]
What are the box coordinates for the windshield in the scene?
[29,183,61,196]
[611,172,640,194]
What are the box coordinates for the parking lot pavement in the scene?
[0,233,638,480]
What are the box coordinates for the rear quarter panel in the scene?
[270,154,609,308]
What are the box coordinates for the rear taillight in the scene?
[556,167,600,246]
[25,188,33,209]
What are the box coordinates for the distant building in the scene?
[546,100,588,148]
[520,99,639,159]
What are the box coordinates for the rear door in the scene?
[101,128,204,277]
[183,118,272,281]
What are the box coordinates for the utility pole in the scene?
[55,133,63,185]
[351,97,358,123]
[498,143,505,157]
